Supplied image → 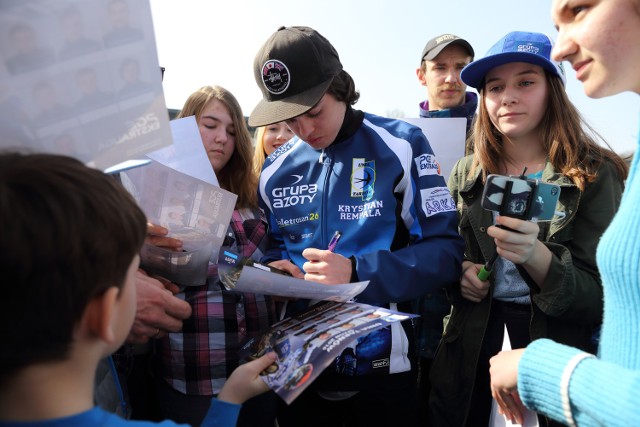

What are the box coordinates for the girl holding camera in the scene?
[428,31,628,427]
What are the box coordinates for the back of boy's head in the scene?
[0,152,147,381]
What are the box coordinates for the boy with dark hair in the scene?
[0,152,274,426]
[249,26,464,426]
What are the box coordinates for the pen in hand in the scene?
[327,230,342,252]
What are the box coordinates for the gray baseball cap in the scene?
[420,34,474,64]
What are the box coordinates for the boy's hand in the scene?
[218,353,277,404]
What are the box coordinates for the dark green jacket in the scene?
[429,155,624,427]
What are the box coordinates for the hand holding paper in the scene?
[218,353,277,405]
[238,301,417,404]
[146,223,183,250]
[489,329,538,426]
[268,259,305,279]
[218,250,368,302]
[490,348,527,424]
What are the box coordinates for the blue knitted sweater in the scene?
[518,132,640,426]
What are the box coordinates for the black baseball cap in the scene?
[249,26,343,127]
[420,34,474,64]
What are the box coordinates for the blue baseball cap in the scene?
[461,31,566,89]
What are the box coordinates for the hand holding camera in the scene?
[477,170,562,280]
[481,173,561,221]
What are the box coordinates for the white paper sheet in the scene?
[0,0,172,171]
[235,266,369,302]
[489,325,540,427]
[121,161,236,260]
[401,117,466,181]
[146,116,219,186]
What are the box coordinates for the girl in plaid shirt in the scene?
[153,86,277,427]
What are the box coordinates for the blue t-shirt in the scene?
[0,400,239,427]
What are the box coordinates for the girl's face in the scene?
[285,93,346,150]
[483,62,549,142]
[263,122,294,155]
[198,99,235,174]
[551,0,640,97]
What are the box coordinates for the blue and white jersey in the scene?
[258,110,463,376]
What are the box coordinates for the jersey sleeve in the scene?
[355,126,464,303]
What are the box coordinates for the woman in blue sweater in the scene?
[489,1,640,426]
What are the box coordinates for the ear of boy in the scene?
[83,287,124,352]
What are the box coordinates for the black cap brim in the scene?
[249,77,333,127]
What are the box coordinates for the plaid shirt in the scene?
[156,208,276,395]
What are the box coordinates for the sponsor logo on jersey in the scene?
[351,158,375,201]
[414,153,441,177]
[337,200,383,220]
[272,175,318,208]
[276,212,320,228]
[420,186,456,217]
[287,231,314,242]
[267,139,296,162]
[372,358,390,369]
[262,59,290,95]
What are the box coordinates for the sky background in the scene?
[149,0,638,155]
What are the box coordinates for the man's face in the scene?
[285,93,346,150]
[417,44,472,110]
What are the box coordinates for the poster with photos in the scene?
[239,301,417,405]
[121,160,237,263]
[0,0,171,171]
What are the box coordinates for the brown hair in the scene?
[470,71,628,189]
[0,152,146,381]
[177,85,258,208]
[327,70,360,106]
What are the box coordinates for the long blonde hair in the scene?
[252,126,268,176]
[177,85,258,209]
[470,72,628,190]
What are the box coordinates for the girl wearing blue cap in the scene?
[428,31,628,426]
[489,1,640,426]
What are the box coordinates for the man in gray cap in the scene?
[413,35,476,424]
[416,34,477,142]
[250,26,463,426]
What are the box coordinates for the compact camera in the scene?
[481,174,561,221]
